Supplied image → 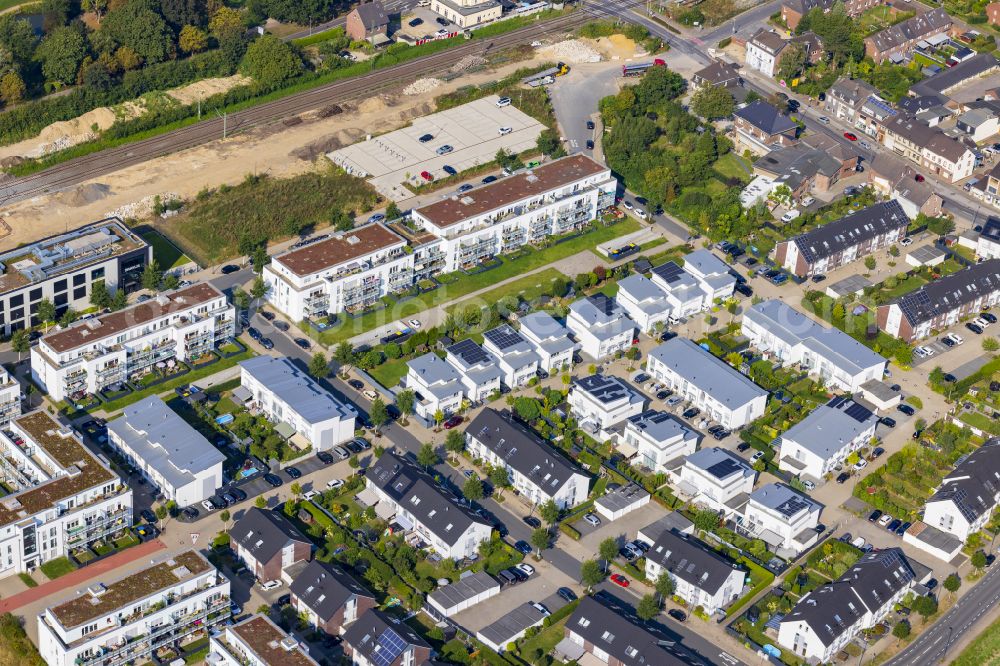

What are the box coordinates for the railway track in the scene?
[0,10,593,207]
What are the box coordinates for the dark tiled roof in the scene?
[981,217,1000,245]
[882,113,973,163]
[343,609,429,662]
[367,452,489,546]
[353,1,388,29]
[866,8,950,54]
[567,596,691,666]
[693,60,741,86]
[929,439,1000,523]
[782,0,833,14]
[790,200,909,264]
[827,78,879,107]
[894,259,1000,326]
[230,508,311,565]
[290,560,375,622]
[750,28,788,55]
[646,529,743,595]
[734,100,798,135]
[466,408,587,498]
[783,549,915,647]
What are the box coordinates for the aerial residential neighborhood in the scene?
[0,0,998,665]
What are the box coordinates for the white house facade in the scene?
[405,352,465,421]
[623,409,699,475]
[483,325,541,388]
[921,439,1000,542]
[777,397,879,480]
[644,529,746,615]
[742,483,823,556]
[445,339,503,403]
[676,447,757,518]
[517,311,577,373]
[568,374,646,439]
[567,294,636,360]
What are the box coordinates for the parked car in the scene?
[285,467,302,479]
[333,446,350,460]
[836,472,850,484]
[557,587,577,602]
[802,479,816,491]
[880,417,896,428]
[586,120,595,130]
[868,510,883,522]
[326,478,344,490]
[583,513,601,527]
[655,389,671,400]
[517,563,535,576]
[264,473,283,487]
[981,312,997,323]
[610,574,630,588]
[871,447,885,459]
[897,404,915,416]
[887,519,902,532]
[878,513,893,527]
[317,451,334,465]
[523,516,541,528]
[737,442,752,453]
[261,580,282,591]
[514,540,532,555]
[967,322,984,334]
[634,373,651,383]
[668,609,687,622]
[482,175,497,184]
[443,416,463,429]
[259,337,274,350]
[496,96,511,107]
[844,132,858,141]
[457,184,474,193]
[682,407,700,419]
[530,602,550,617]
[750,450,764,463]
[220,264,240,274]
[853,458,868,471]
[140,509,157,523]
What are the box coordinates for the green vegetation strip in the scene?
[0,612,45,666]
[139,229,192,270]
[949,614,1000,666]
[726,557,775,619]
[39,556,77,580]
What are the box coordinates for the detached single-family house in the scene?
[343,609,432,666]
[692,60,742,88]
[517,311,577,373]
[646,338,769,429]
[779,549,917,662]
[346,1,389,43]
[405,352,465,422]
[644,529,746,615]
[648,262,708,322]
[615,274,673,333]
[676,447,756,518]
[742,300,887,392]
[290,560,377,636]
[483,325,540,388]
[734,100,799,155]
[566,294,636,360]
[568,374,647,439]
[742,483,823,556]
[777,397,880,480]
[623,409,699,475]
[230,508,313,583]
[466,408,590,509]
[445,339,502,403]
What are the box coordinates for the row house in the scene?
[868,153,945,218]
[781,0,879,31]
[230,508,313,584]
[779,549,916,662]
[482,325,541,388]
[31,283,236,403]
[644,528,746,615]
[922,439,1000,543]
[38,550,230,666]
[343,609,432,666]
[0,411,131,580]
[970,164,1000,219]
[877,259,1000,341]
[240,355,357,451]
[752,134,861,199]
[445,339,503,403]
[0,218,150,335]
[646,337,768,429]
[466,408,590,509]
[263,223,413,321]
[777,397,880,480]
[733,101,799,155]
[864,8,951,63]
[364,451,493,560]
[742,300,887,392]
[880,113,976,183]
[564,595,693,666]
[978,217,1000,260]
[410,155,617,272]
[824,78,880,126]
[0,367,21,427]
[775,200,909,278]
[290,559,377,636]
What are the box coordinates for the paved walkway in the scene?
[0,538,166,613]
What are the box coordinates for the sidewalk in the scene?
[0,538,165,613]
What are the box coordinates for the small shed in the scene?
[594,483,650,520]
[859,379,903,411]
[427,572,500,617]
[905,245,947,268]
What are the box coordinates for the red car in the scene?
[443,416,463,429]
[843,132,858,141]
[610,574,630,588]
[915,174,925,182]
[420,170,434,181]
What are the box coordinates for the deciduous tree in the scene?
[239,35,300,86]
[691,84,735,120]
[178,25,208,53]
[637,594,661,621]
[35,26,86,86]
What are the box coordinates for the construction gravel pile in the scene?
[105,192,180,219]
[540,39,601,63]
[403,78,443,95]
[450,54,487,73]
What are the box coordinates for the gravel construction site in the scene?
[328,95,544,200]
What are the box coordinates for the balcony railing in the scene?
[65,508,132,547]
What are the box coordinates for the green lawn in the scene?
[714,153,753,182]
[40,557,77,580]
[950,614,1000,666]
[880,274,928,301]
[369,358,410,390]
[140,230,192,270]
[445,268,566,316]
[313,219,640,345]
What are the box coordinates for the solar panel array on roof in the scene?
[484,326,526,351]
[895,259,1000,326]
[371,627,406,666]
[651,262,685,285]
[705,458,742,480]
[792,201,909,264]
[844,401,874,423]
[589,293,617,316]
[449,338,491,366]
[776,495,812,518]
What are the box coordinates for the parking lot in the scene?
[394,7,463,42]
[327,96,545,199]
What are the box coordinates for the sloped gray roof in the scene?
[734,100,798,135]
[290,560,374,621]
[647,528,744,595]
[230,508,311,565]
[649,337,768,408]
[894,259,1000,327]
[929,439,1000,523]
[353,1,388,29]
[567,596,691,666]
[790,200,909,264]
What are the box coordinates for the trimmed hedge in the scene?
[560,523,581,540]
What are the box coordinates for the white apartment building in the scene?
[566,294,637,360]
[623,409,699,475]
[431,0,501,28]
[411,155,616,273]
[32,283,236,403]
[482,325,540,388]
[777,397,880,480]
[240,356,357,451]
[263,223,413,321]
[208,615,318,666]
[644,529,746,615]
[445,339,502,402]
[742,483,823,556]
[0,218,150,336]
[517,311,577,373]
[646,338,768,429]
[405,352,465,422]
[676,447,757,518]
[779,549,916,662]
[38,550,231,666]
[0,411,131,580]
[615,274,673,333]
[0,367,21,427]
[107,396,224,507]
[880,114,977,183]
[568,374,646,440]
[746,29,787,77]
[742,300,887,393]
[466,408,590,509]
[921,439,1000,542]
[365,452,493,560]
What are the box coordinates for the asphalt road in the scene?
[886,563,1000,666]
[0,10,590,206]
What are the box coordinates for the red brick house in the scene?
[291,560,377,636]
[346,1,389,43]
[781,0,880,31]
[733,100,799,154]
[989,1,1000,25]
[343,609,432,666]
[230,507,313,583]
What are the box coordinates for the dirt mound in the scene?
[594,34,638,59]
[403,78,443,95]
[168,75,251,106]
[292,135,345,161]
[401,101,435,120]
[58,183,112,207]
[38,107,117,144]
[359,96,388,113]
[539,39,601,63]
